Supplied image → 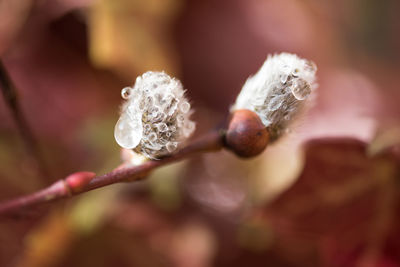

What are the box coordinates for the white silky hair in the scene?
[232,53,317,141]
[115,71,195,159]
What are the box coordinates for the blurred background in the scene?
[0,0,400,266]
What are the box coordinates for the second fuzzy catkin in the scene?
[231,53,317,141]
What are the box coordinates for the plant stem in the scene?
[0,130,224,218]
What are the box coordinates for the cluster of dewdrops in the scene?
[232,53,317,141]
[114,71,195,159]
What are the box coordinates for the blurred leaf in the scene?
[148,161,187,211]
[89,0,183,79]
[259,138,400,266]
[368,125,400,156]
[17,211,75,267]
[0,0,32,55]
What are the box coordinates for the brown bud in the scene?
[225,109,269,158]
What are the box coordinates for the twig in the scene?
[0,130,224,218]
[0,60,50,180]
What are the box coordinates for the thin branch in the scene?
[0,60,50,180]
[0,130,224,218]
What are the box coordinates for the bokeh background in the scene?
[1,0,400,266]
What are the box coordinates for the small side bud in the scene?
[65,171,96,194]
[225,109,269,157]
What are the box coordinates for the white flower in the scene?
[232,53,317,140]
[114,71,195,159]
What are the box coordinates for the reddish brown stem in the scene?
[0,60,50,180]
[0,130,224,218]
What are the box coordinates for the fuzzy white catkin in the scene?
[232,53,317,141]
[114,71,196,159]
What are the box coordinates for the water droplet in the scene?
[166,142,178,152]
[148,132,157,142]
[146,142,162,151]
[118,121,124,130]
[148,107,159,118]
[291,79,311,100]
[179,101,191,113]
[163,95,177,115]
[153,112,165,122]
[177,114,184,122]
[159,136,168,144]
[121,87,132,99]
[176,114,185,127]
[267,95,284,111]
[144,124,151,132]
[114,116,142,149]
[157,123,168,132]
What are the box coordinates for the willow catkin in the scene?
[115,71,195,159]
[232,53,317,141]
